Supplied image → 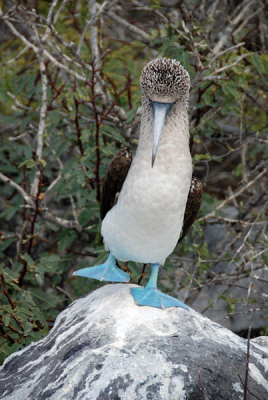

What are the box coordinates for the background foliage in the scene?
[0,0,267,364]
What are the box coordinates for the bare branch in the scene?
[199,168,267,222]
[244,326,251,400]
[1,13,87,82]
[107,8,150,42]
[41,209,83,232]
[45,175,62,197]
[211,53,253,76]
[181,19,203,72]
[31,49,48,198]
[7,91,33,111]
[5,45,29,65]
[9,132,29,142]
[233,8,261,37]
[89,0,101,72]
[212,0,255,55]
[0,172,33,206]
[43,141,64,200]
[42,0,59,43]
[207,42,245,68]
[70,196,79,226]
[78,0,110,55]
[227,200,268,268]
[53,0,69,24]
[87,1,127,121]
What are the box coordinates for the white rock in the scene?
[0,284,267,400]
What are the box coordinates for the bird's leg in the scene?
[73,253,130,283]
[131,263,188,310]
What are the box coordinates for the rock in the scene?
[252,336,268,348]
[0,284,267,400]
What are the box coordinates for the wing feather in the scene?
[178,176,203,243]
[100,148,132,220]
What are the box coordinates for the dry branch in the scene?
[0,172,33,206]
[199,168,267,222]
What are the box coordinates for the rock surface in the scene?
[0,284,268,400]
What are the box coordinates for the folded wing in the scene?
[178,176,203,243]
[100,148,132,220]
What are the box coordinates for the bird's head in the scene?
[140,58,190,166]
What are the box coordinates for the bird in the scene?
[74,58,202,310]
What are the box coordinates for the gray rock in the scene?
[0,284,268,400]
[252,336,268,348]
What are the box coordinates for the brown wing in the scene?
[100,148,132,220]
[178,176,203,243]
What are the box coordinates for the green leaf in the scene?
[4,315,10,326]
[194,153,211,161]
[39,159,47,168]
[57,230,78,252]
[18,159,36,169]
[250,55,265,75]
[28,288,56,307]
[20,253,35,267]
[13,76,29,95]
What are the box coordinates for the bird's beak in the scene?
[151,101,175,167]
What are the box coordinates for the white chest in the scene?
[101,118,192,264]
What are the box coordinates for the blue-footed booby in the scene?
[74,58,202,309]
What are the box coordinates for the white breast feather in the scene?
[101,116,192,265]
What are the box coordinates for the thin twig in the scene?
[244,326,251,400]
[7,91,33,110]
[198,370,206,400]
[70,196,79,226]
[107,8,150,41]
[5,45,29,65]
[19,165,44,287]
[42,0,59,43]
[74,97,84,157]
[0,273,15,310]
[227,200,268,268]
[207,42,245,68]
[56,285,75,301]
[0,273,25,332]
[211,53,253,76]
[77,0,109,54]
[44,140,64,199]
[1,13,87,82]
[53,0,68,24]
[138,264,147,285]
[41,209,83,232]
[0,172,33,206]
[212,0,255,55]
[199,168,267,222]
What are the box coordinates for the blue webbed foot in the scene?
[131,263,188,310]
[131,286,188,310]
[73,253,130,283]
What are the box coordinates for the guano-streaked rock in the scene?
[0,284,267,400]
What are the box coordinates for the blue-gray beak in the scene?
[151,101,175,167]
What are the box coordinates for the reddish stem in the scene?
[74,97,84,157]
[0,273,15,309]
[18,165,44,287]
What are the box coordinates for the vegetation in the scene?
[0,0,267,364]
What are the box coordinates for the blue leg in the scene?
[73,253,130,283]
[131,264,188,310]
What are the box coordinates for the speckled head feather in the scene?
[140,58,190,103]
